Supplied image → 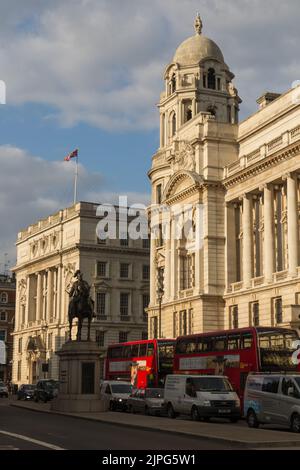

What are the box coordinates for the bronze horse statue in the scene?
[67,270,95,341]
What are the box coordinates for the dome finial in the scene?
[194,13,203,35]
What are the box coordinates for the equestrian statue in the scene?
[67,270,95,341]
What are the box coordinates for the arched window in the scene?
[207,68,216,90]
[171,112,176,136]
[171,73,176,93]
[0,292,8,304]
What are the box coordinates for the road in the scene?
[0,399,241,450]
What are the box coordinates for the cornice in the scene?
[224,142,300,189]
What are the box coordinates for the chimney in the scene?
[256,92,281,110]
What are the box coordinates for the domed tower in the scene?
[159,14,241,147]
[148,15,241,340]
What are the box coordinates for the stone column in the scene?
[242,194,253,287]
[56,266,62,322]
[263,184,275,282]
[164,220,171,301]
[225,202,237,286]
[287,173,299,276]
[170,218,178,300]
[150,236,157,305]
[47,269,54,322]
[192,98,196,117]
[36,272,42,321]
[177,101,181,129]
[159,113,164,148]
[24,276,30,326]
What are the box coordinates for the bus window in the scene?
[186,340,197,354]
[131,344,139,357]
[175,339,188,354]
[147,342,154,356]
[214,336,227,351]
[228,335,240,350]
[109,346,123,358]
[241,333,253,349]
[200,337,213,352]
[123,345,131,358]
[139,343,147,356]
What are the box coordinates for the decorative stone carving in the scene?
[171,140,195,173]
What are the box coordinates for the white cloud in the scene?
[0,144,149,265]
[1,0,300,129]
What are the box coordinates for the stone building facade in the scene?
[12,202,150,385]
[147,15,300,338]
[0,274,16,382]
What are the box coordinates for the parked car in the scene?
[34,379,59,403]
[244,373,300,432]
[164,374,241,422]
[127,388,165,416]
[100,380,133,411]
[17,384,36,401]
[0,381,8,398]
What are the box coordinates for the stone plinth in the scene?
[51,340,107,413]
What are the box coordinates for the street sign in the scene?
[0,340,6,364]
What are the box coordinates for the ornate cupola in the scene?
[158,14,241,148]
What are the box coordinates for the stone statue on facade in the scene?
[67,270,95,341]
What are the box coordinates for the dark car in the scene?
[17,384,36,401]
[0,381,8,398]
[33,379,59,403]
[127,388,165,416]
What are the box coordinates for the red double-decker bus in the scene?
[105,339,175,389]
[174,327,300,399]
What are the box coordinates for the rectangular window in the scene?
[18,337,22,354]
[179,310,187,336]
[97,261,107,277]
[0,330,6,341]
[120,263,129,279]
[228,334,240,350]
[120,234,129,246]
[274,297,283,324]
[252,302,260,326]
[142,238,150,249]
[156,184,162,204]
[230,305,239,329]
[0,311,7,321]
[95,330,105,347]
[142,294,150,321]
[120,293,129,318]
[262,376,279,394]
[48,332,53,351]
[119,331,128,343]
[17,360,21,381]
[241,332,253,349]
[142,265,150,280]
[96,292,106,317]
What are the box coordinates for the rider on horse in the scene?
[68,270,94,341]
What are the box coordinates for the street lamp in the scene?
[156,286,164,339]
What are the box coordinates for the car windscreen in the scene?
[145,388,164,398]
[189,377,233,392]
[23,385,35,390]
[111,384,133,394]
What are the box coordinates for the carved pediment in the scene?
[163,170,203,201]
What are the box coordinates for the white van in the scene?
[100,380,133,411]
[244,373,300,432]
[164,374,241,421]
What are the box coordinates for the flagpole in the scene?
[74,154,78,205]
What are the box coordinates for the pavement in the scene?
[8,397,300,449]
[0,399,237,450]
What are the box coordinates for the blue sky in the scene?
[1,0,300,266]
